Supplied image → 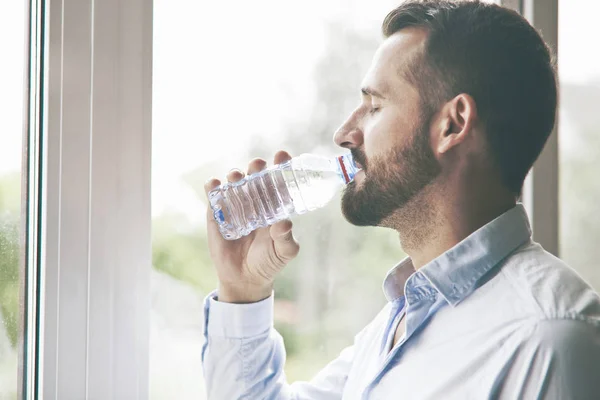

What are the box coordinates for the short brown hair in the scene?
[383,0,557,195]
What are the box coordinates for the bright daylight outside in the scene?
[150,0,600,398]
[0,1,26,399]
[151,0,403,396]
[558,0,600,289]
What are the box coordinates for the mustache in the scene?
[350,149,368,171]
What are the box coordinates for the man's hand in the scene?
[204,150,301,303]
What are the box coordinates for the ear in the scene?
[432,94,478,155]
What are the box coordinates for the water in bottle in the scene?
[209,153,361,240]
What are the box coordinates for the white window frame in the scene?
[32,0,153,398]
[19,0,44,398]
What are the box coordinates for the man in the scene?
[202,1,600,399]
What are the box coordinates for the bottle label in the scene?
[337,155,351,184]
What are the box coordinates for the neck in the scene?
[386,182,516,270]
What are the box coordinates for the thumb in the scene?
[270,220,300,263]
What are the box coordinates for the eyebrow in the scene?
[361,86,386,100]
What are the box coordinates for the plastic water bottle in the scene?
[209,153,361,240]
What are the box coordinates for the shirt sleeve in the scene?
[201,290,357,400]
[497,318,600,400]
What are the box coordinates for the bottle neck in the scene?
[336,153,360,184]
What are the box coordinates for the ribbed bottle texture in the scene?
[209,153,360,240]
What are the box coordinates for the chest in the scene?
[391,314,406,350]
[341,304,521,400]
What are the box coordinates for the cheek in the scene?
[363,111,410,158]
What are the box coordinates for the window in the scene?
[558,0,600,290]
[16,0,585,397]
[151,0,405,397]
[0,1,27,398]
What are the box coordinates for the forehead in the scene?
[362,27,428,96]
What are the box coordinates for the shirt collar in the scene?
[382,204,532,305]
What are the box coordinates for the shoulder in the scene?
[498,241,600,320]
[496,318,600,400]
[528,318,600,397]
[530,317,600,354]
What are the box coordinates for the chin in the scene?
[340,185,385,228]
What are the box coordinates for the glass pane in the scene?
[559,0,600,290]
[0,1,27,398]
[152,0,403,397]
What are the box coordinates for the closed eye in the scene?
[369,106,381,115]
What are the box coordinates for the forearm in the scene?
[201,292,290,400]
[202,289,354,400]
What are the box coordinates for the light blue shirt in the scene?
[202,205,600,399]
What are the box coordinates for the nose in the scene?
[333,107,364,149]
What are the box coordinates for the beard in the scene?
[341,115,441,227]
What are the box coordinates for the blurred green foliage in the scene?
[560,127,600,289]
[0,172,21,348]
[152,212,218,295]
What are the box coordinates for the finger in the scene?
[204,177,221,197]
[270,219,293,237]
[270,219,300,263]
[247,158,267,175]
[274,150,292,165]
[226,168,245,184]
